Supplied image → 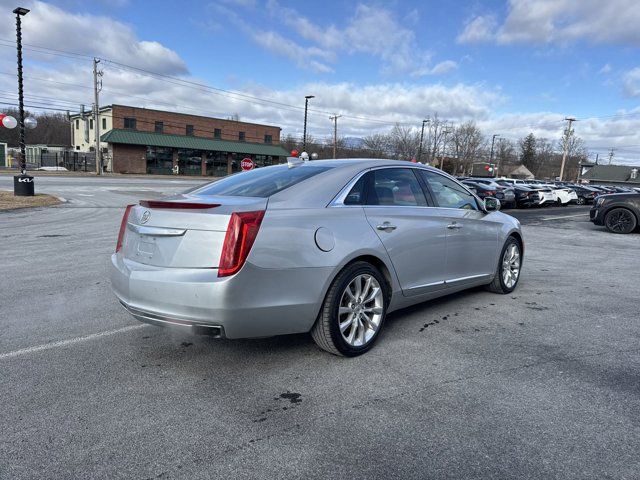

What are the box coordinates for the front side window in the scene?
[124,117,136,129]
[366,168,427,206]
[420,170,478,210]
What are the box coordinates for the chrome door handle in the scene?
[376,223,397,231]
[447,223,462,230]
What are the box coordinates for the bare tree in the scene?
[451,121,485,175]
[388,123,420,160]
[362,133,390,158]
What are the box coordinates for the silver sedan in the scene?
[111,159,523,356]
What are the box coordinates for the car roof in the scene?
[268,158,455,208]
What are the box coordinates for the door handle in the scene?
[447,223,462,230]
[376,223,397,231]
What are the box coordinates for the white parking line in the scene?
[542,213,589,221]
[0,324,147,360]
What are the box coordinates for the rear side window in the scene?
[344,176,366,205]
[192,164,333,197]
[366,168,427,206]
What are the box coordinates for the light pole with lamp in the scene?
[13,6,33,196]
[302,95,314,152]
[489,134,500,166]
[417,118,429,163]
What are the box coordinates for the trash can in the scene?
[14,175,34,196]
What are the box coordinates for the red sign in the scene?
[241,157,254,171]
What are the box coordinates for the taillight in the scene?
[116,204,135,253]
[218,210,265,277]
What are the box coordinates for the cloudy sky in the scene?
[0,0,640,164]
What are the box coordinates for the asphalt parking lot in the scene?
[1,175,639,480]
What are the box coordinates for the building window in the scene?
[214,128,222,139]
[146,146,174,175]
[89,119,93,129]
[186,124,194,136]
[75,119,79,129]
[264,134,272,144]
[155,121,164,133]
[102,118,107,130]
[124,117,136,130]
[239,131,246,142]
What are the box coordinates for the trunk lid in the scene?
[120,194,267,268]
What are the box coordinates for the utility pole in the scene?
[608,148,615,165]
[93,58,103,175]
[417,119,429,163]
[329,114,341,159]
[559,117,576,181]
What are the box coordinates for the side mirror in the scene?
[484,196,501,212]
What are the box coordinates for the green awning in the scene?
[101,129,289,157]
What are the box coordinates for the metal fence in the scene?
[37,151,97,172]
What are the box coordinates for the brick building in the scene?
[70,105,289,175]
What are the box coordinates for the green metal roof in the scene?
[101,129,289,157]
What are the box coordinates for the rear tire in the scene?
[485,236,522,294]
[311,261,388,357]
[576,197,585,205]
[604,208,637,234]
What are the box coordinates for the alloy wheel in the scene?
[338,274,384,347]
[501,243,521,289]
[606,209,635,233]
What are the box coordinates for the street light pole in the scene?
[489,134,500,166]
[417,119,429,163]
[303,95,314,152]
[13,6,33,196]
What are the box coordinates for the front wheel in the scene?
[485,237,522,294]
[576,197,585,205]
[604,208,637,234]
[311,261,388,357]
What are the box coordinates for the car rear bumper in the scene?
[110,254,333,338]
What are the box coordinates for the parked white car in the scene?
[539,185,578,205]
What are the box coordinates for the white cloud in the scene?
[429,60,458,76]
[622,68,640,97]
[457,15,498,44]
[458,0,640,46]
[242,1,445,77]
[599,63,612,75]
[250,30,335,74]
[0,1,187,75]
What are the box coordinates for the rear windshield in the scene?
[191,164,333,197]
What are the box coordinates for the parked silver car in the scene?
[111,159,524,356]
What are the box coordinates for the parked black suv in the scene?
[590,193,640,234]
